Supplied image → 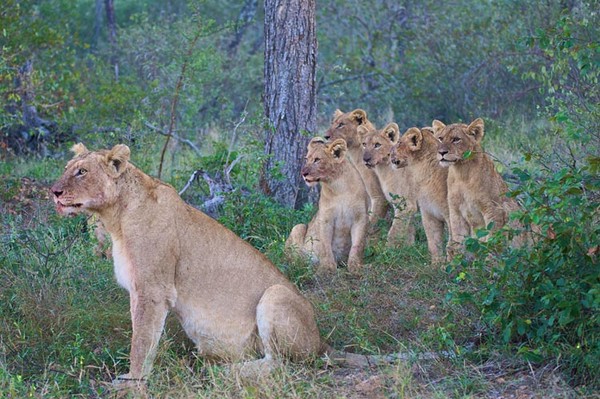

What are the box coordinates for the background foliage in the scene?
[0,0,598,396]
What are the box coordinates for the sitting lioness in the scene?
[285,138,369,274]
[50,143,325,383]
[433,118,522,255]
[359,123,417,247]
[324,109,388,225]
[391,127,450,261]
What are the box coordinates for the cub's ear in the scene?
[467,118,485,142]
[356,125,371,140]
[432,120,446,135]
[333,109,344,120]
[404,127,423,151]
[106,144,130,177]
[328,138,347,161]
[382,123,400,144]
[71,143,89,157]
[308,136,327,150]
[421,126,434,135]
[350,109,368,126]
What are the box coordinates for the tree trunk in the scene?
[262,0,317,209]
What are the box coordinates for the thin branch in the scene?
[178,169,201,196]
[145,121,202,156]
[158,19,203,178]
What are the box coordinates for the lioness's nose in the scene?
[438,149,448,156]
[51,185,63,197]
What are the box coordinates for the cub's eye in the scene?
[437,136,443,143]
[76,168,87,176]
[362,143,367,147]
[452,137,461,143]
[337,123,344,129]
[374,143,381,149]
[313,158,320,163]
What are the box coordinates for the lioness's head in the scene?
[51,143,130,215]
[390,127,432,169]
[324,109,374,147]
[360,123,400,169]
[433,118,485,168]
[301,137,348,187]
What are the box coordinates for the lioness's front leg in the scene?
[118,290,169,382]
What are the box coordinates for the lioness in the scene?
[285,138,369,274]
[360,123,417,247]
[391,127,450,261]
[434,118,521,254]
[50,143,324,383]
[324,109,388,224]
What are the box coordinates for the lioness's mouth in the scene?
[56,200,83,209]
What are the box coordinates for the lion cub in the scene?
[324,109,388,224]
[391,127,450,261]
[285,138,369,274]
[434,118,522,255]
[359,123,417,247]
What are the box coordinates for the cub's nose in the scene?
[438,149,448,157]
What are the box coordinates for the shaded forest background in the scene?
[0,0,599,396]
[2,0,597,166]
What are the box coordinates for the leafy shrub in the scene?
[447,161,600,387]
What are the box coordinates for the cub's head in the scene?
[433,118,484,168]
[360,123,400,169]
[50,143,130,216]
[301,137,348,187]
[391,127,433,169]
[324,108,374,147]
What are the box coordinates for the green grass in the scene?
[0,141,592,398]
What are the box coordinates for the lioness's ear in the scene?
[106,144,130,177]
[383,123,400,144]
[432,120,446,135]
[350,109,368,126]
[71,143,88,157]
[333,109,344,120]
[404,127,423,150]
[328,139,347,161]
[467,118,485,142]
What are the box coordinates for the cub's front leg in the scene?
[348,215,367,273]
[316,216,337,273]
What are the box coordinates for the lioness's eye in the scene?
[452,137,461,143]
[314,158,320,163]
[374,143,381,149]
[337,123,344,129]
[77,168,87,176]
[362,143,366,147]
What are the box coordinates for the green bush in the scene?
[447,161,600,387]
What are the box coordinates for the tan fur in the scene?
[391,127,450,261]
[324,109,388,224]
[50,144,323,383]
[285,138,369,274]
[433,118,522,256]
[359,123,417,247]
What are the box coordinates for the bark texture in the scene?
[262,0,317,209]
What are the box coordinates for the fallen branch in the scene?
[145,121,202,156]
